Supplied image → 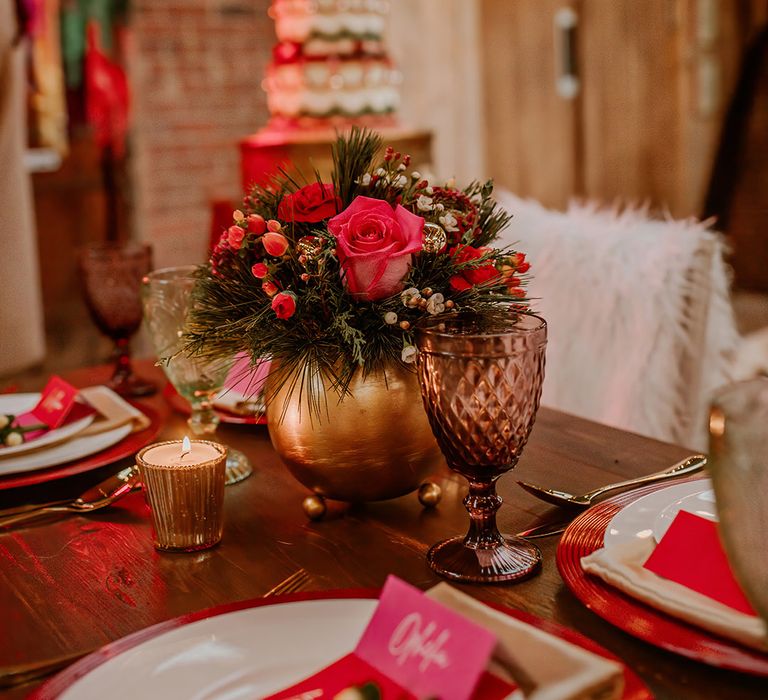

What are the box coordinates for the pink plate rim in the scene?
[30,588,651,699]
[556,480,768,676]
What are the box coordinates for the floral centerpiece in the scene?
[187,129,530,395]
[185,129,531,508]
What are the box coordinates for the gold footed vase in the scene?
[266,363,444,519]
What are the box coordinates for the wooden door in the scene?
[480,0,581,209]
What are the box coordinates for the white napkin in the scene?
[79,386,150,436]
[581,539,768,652]
[426,584,625,700]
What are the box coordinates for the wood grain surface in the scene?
[1,361,766,699]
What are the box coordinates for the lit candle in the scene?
[137,438,227,552]
[141,437,222,467]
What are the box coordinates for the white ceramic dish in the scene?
[603,478,714,547]
[0,424,132,476]
[58,598,375,700]
[0,394,95,457]
[652,487,717,542]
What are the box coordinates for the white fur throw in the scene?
[495,192,739,450]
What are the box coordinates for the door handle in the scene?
[554,7,580,99]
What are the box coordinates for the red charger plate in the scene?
[162,383,267,425]
[31,589,651,699]
[557,483,768,675]
[0,403,161,490]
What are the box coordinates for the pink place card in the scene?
[26,376,81,428]
[355,577,498,700]
[13,377,96,442]
[223,353,270,394]
[264,577,516,700]
[643,510,757,615]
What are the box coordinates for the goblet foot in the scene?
[427,534,541,584]
[224,448,253,486]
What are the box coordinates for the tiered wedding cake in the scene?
[264,0,401,127]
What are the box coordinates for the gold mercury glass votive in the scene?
[137,439,227,552]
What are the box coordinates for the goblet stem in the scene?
[188,398,220,435]
[464,478,505,549]
[111,337,133,383]
[186,398,252,486]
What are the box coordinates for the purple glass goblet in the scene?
[415,312,547,583]
[80,242,156,397]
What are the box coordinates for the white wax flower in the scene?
[426,293,445,315]
[439,213,459,232]
[411,171,422,179]
[395,175,408,187]
[397,163,406,172]
[375,167,387,176]
[425,186,434,195]
[384,311,398,324]
[400,287,420,306]
[416,195,433,212]
[401,345,418,363]
[358,173,372,186]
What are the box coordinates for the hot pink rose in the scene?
[328,196,424,301]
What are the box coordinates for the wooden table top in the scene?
[1,361,766,699]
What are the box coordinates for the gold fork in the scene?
[0,569,312,688]
[263,568,311,597]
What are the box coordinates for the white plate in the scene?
[0,394,95,457]
[652,488,717,542]
[0,424,132,477]
[603,478,713,547]
[58,598,376,700]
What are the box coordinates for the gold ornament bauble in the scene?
[422,223,447,254]
[302,495,327,520]
[296,236,321,262]
[418,481,442,507]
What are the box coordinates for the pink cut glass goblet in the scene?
[80,242,157,397]
[415,312,547,583]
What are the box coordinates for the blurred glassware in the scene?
[415,312,547,583]
[79,242,157,397]
[708,377,768,622]
[141,266,252,485]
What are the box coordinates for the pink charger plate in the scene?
[31,589,651,699]
[0,402,161,490]
[557,482,768,675]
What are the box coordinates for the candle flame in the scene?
[180,435,191,459]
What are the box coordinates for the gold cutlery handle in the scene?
[0,498,74,519]
[586,454,707,501]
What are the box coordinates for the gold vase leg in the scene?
[418,481,442,507]
[302,494,327,521]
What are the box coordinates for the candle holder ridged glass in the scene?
[415,312,547,583]
[137,440,226,552]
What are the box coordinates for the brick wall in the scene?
[129,0,272,268]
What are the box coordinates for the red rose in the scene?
[328,196,424,301]
[278,183,341,223]
[448,245,500,292]
[271,291,297,319]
